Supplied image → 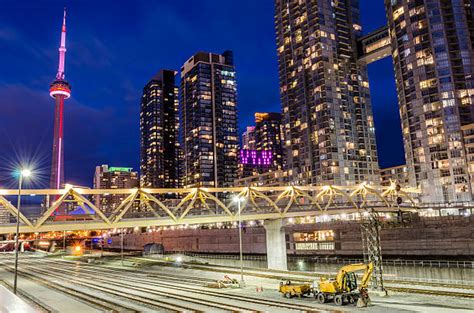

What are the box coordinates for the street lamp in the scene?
[233,195,245,287]
[120,229,124,266]
[13,168,32,294]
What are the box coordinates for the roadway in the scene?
[0,253,472,312]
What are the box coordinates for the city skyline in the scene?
[0,1,402,188]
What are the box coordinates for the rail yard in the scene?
[0,253,472,312]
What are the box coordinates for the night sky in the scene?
[0,0,404,188]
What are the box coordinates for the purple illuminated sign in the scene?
[240,150,273,166]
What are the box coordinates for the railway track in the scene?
[10,264,266,312]
[26,257,474,301]
[30,261,330,312]
[3,255,473,312]
[0,263,192,312]
[1,265,142,312]
[385,286,474,298]
[12,255,474,291]
[42,260,331,312]
[384,279,474,290]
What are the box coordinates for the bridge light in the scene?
[176,256,183,263]
[288,217,295,224]
[322,185,330,191]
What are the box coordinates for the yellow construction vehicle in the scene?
[279,280,312,298]
[315,262,373,307]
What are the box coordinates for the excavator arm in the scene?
[359,262,374,289]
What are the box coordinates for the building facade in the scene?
[238,112,285,179]
[93,165,139,214]
[274,0,380,186]
[234,169,288,187]
[380,164,410,187]
[254,112,285,171]
[180,51,239,188]
[385,0,474,202]
[140,70,181,189]
[461,123,474,193]
[242,126,256,150]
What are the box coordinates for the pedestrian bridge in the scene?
[0,184,419,234]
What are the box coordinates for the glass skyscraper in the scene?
[180,51,239,188]
[140,69,181,188]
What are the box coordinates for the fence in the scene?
[180,252,474,269]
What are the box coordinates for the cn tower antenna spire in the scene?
[49,8,71,195]
[56,7,67,80]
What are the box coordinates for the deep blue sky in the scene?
[0,0,404,188]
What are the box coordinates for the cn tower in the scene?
[49,8,71,190]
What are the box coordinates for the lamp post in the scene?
[233,196,245,287]
[120,229,124,266]
[63,230,66,252]
[13,168,31,294]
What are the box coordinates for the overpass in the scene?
[0,184,418,234]
[0,183,419,288]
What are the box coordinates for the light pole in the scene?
[233,196,245,287]
[13,168,31,294]
[63,230,66,253]
[120,229,124,266]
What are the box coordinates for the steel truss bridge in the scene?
[0,184,419,234]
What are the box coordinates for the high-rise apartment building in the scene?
[93,165,139,214]
[274,0,380,186]
[254,112,285,171]
[140,70,181,188]
[238,112,285,179]
[380,164,409,187]
[385,0,474,202]
[242,126,256,150]
[180,51,239,188]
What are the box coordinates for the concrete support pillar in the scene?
[264,219,287,270]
